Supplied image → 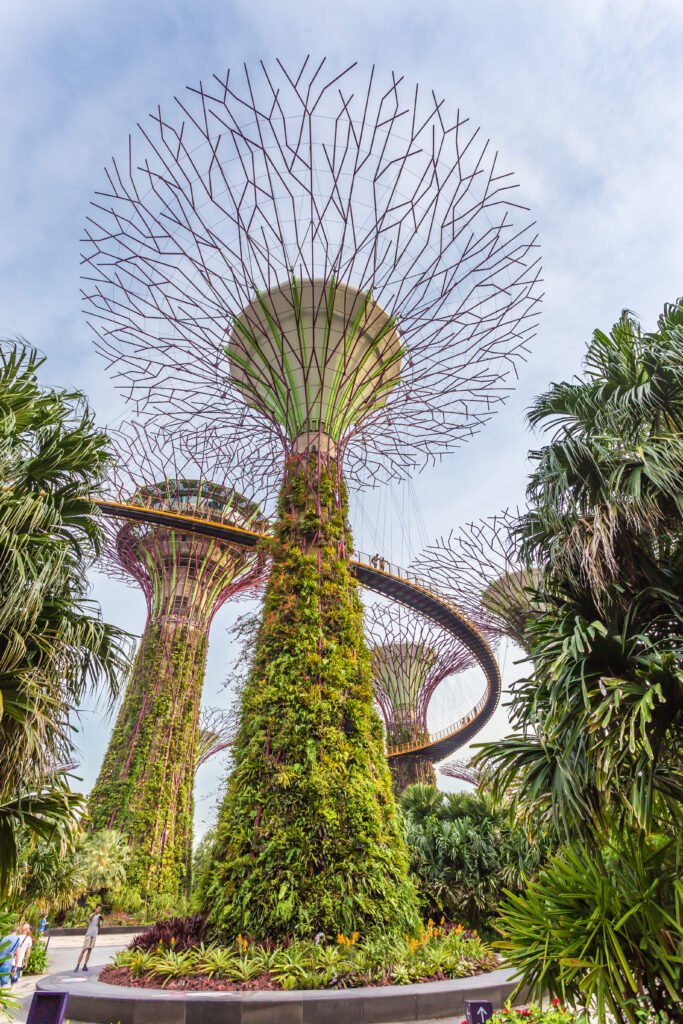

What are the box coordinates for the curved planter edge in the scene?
[37,964,526,1023]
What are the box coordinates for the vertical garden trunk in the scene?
[204,453,417,939]
[387,722,436,793]
[89,621,207,899]
[389,752,436,793]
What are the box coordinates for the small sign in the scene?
[26,991,69,1024]
[465,1000,494,1024]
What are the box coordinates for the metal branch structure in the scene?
[82,58,542,489]
[415,510,536,652]
[196,707,236,771]
[439,757,479,788]
[81,59,542,938]
[366,601,476,790]
[89,423,269,899]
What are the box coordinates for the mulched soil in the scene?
[99,965,454,991]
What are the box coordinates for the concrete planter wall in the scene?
[37,964,525,1023]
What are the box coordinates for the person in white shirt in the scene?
[11,924,32,984]
[75,906,103,972]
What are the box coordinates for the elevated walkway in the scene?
[94,500,501,761]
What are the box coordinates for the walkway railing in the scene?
[93,499,501,761]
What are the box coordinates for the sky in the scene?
[2,0,683,838]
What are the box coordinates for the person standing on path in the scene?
[11,924,32,984]
[0,927,19,988]
[75,906,103,972]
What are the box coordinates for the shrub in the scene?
[401,786,548,938]
[130,914,209,952]
[492,1004,586,1024]
[24,939,48,976]
[497,836,682,1023]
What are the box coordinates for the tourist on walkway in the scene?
[75,905,103,972]
[0,927,19,989]
[11,924,32,983]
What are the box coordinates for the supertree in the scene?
[89,424,268,899]
[196,707,236,772]
[81,59,542,938]
[366,602,476,791]
[439,758,479,788]
[415,511,537,653]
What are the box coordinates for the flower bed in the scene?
[491,1004,585,1023]
[101,921,499,991]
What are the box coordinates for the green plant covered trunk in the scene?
[389,754,436,792]
[204,454,417,939]
[386,724,435,792]
[89,621,207,899]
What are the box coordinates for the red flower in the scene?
[520,1011,531,1019]
[552,999,561,1007]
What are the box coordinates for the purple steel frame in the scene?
[81,59,542,490]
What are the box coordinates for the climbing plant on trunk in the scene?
[204,454,418,939]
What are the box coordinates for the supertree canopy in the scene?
[89,425,268,899]
[83,58,542,488]
[416,511,537,653]
[366,602,475,791]
[82,60,541,939]
[439,757,479,788]
[196,707,236,772]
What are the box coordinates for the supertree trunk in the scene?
[386,725,437,792]
[89,620,208,899]
[204,453,417,939]
[390,755,436,793]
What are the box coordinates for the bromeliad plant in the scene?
[109,923,498,990]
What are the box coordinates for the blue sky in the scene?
[2,0,683,837]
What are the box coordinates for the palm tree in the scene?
[0,342,131,890]
[76,830,130,895]
[400,785,546,935]
[477,300,683,838]
[474,300,683,1020]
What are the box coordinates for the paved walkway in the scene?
[9,933,130,1022]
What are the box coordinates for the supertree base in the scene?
[202,454,418,939]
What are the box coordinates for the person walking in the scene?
[75,905,103,972]
[0,927,19,989]
[38,915,48,937]
[11,924,32,984]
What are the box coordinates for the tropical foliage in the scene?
[400,785,547,938]
[475,300,683,1021]
[108,921,498,989]
[497,835,681,1021]
[203,455,417,938]
[76,828,130,894]
[0,342,130,893]
[8,824,86,915]
[23,938,48,976]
